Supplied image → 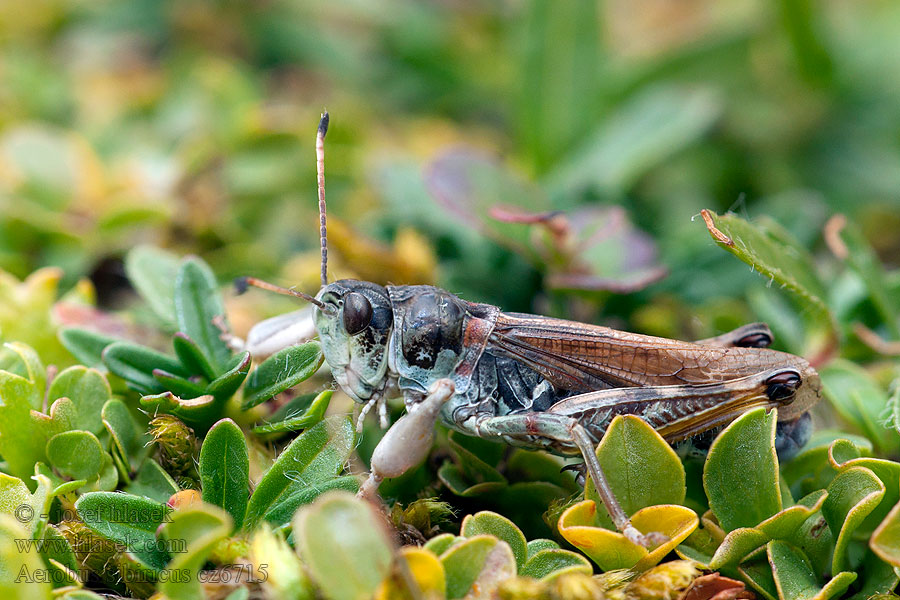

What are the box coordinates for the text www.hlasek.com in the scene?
[14,535,188,555]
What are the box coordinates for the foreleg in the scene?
[358,379,455,501]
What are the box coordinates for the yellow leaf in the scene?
[375,547,446,600]
[558,500,698,572]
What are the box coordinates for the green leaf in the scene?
[520,548,592,580]
[252,390,332,435]
[158,504,232,600]
[845,550,900,600]
[172,332,217,381]
[548,86,721,196]
[47,366,111,434]
[46,561,80,590]
[75,492,172,571]
[781,430,871,499]
[737,559,779,600]
[0,473,58,536]
[704,407,782,531]
[139,392,220,433]
[243,416,355,530]
[206,351,251,399]
[439,534,516,599]
[0,473,32,522]
[460,511,528,569]
[515,0,601,172]
[102,398,151,474]
[588,415,686,527]
[870,500,900,567]
[710,490,828,569]
[46,431,105,481]
[35,397,77,440]
[58,328,119,368]
[152,369,208,398]
[0,342,45,401]
[126,459,179,503]
[242,342,324,409]
[93,453,119,492]
[199,418,249,531]
[40,524,78,573]
[767,540,856,600]
[526,538,559,557]
[837,221,899,338]
[0,515,53,600]
[102,341,186,395]
[701,210,833,328]
[822,466,885,574]
[248,525,314,600]
[826,450,900,535]
[294,491,393,600]
[423,533,458,556]
[788,512,834,581]
[0,345,46,479]
[264,475,359,529]
[820,360,900,456]
[125,245,180,328]
[437,431,506,497]
[174,257,231,372]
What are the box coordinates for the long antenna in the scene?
[234,276,335,314]
[317,111,329,287]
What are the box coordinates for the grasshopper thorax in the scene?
[313,279,393,402]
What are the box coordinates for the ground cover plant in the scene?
[0,207,898,600]
[2,1,900,599]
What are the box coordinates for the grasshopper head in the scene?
[314,280,393,403]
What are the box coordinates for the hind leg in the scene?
[473,412,668,549]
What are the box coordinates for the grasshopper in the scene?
[238,113,821,548]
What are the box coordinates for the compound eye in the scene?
[342,292,373,335]
[766,371,802,402]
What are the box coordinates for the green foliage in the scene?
[63,250,327,434]
[293,492,394,600]
[66,251,253,432]
[199,418,249,531]
[0,515,52,600]
[243,344,325,410]
[75,492,173,571]
[0,205,898,599]
[436,430,580,538]
[243,416,356,531]
[158,504,233,600]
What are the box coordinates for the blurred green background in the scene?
[1,0,898,353]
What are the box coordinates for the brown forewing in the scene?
[488,312,793,394]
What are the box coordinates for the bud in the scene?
[625,560,701,600]
[167,489,203,510]
[149,414,199,476]
[496,576,548,599]
[548,573,606,600]
[58,520,121,588]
